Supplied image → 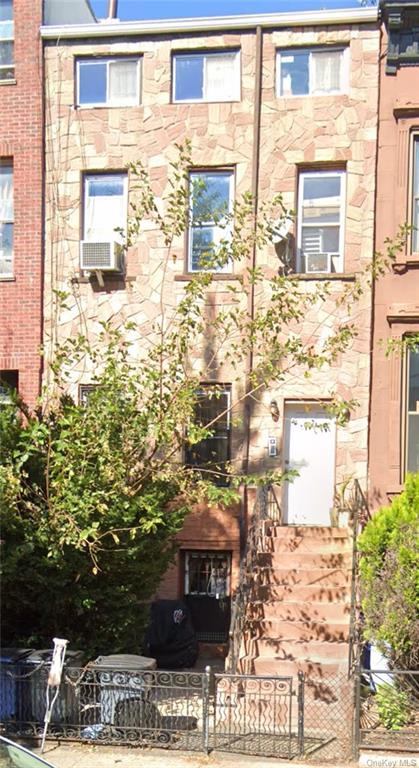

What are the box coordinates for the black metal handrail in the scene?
[348,479,370,679]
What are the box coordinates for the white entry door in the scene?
[283,403,336,525]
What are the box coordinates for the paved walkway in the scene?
[40,743,354,768]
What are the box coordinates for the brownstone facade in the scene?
[368,2,419,508]
[0,0,43,407]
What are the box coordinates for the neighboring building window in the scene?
[83,173,127,243]
[277,47,346,97]
[188,170,233,272]
[77,58,141,107]
[0,0,14,82]
[0,159,13,277]
[185,551,231,597]
[297,170,346,274]
[173,51,240,102]
[0,369,18,405]
[185,386,231,485]
[405,343,419,474]
[412,137,419,253]
[79,384,97,406]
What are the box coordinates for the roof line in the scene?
[41,7,378,39]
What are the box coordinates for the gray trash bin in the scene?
[87,654,156,725]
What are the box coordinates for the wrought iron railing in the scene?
[226,484,281,673]
[347,479,370,678]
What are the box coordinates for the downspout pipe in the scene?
[107,0,118,20]
[242,24,263,556]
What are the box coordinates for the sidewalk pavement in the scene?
[39,743,354,768]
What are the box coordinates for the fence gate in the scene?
[212,672,303,759]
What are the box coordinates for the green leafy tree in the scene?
[358,473,419,668]
[0,142,383,654]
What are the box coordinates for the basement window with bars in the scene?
[0,0,14,82]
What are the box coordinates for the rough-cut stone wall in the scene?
[43,22,379,595]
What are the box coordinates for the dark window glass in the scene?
[185,387,231,485]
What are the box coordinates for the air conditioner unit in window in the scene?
[305,252,336,274]
[80,241,122,272]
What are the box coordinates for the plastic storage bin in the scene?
[87,654,156,725]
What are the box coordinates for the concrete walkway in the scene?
[39,743,354,768]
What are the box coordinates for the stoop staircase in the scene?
[230,500,354,678]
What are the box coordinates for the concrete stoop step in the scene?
[239,524,353,678]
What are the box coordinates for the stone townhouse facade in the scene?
[0,0,43,408]
[41,6,379,645]
[369,0,419,509]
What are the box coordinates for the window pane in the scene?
[174,55,203,101]
[191,173,230,222]
[109,60,138,102]
[191,226,216,270]
[79,62,107,104]
[0,1,13,21]
[312,50,341,93]
[302,226,339,254]
[0,19,13,37]
[408,348,419,412]
[0,40,13,66]
[280,51,309,96]
[85,175,126,242]
[407,414,419,473]
[0,221,13,273]
[205,54,238,101]
[0,163,13,219]
[302,175,341,223]
[413,141,419,251]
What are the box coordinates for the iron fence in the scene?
[0,662,356,760]
[356,668,419,754]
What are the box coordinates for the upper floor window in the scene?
[405,343,419,475]
[412,137,419,253]
[297,170,346,274]
[83,173,127,243]
[188,170,234,272]
[185,385,231,486]
[77,58,141,107]
[0,159,13,277]
[0,0,13,82]
[173,51,240,103]
[277,47,347,97]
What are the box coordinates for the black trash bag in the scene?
[144,600,199,669]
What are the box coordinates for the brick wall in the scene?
[0,0,43,407]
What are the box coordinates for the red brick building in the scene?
[0,0,43,407]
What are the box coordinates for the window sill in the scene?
[295,272,356,281]
[0,78,16,86]
[71,274,136,284]
[0,275,15,282]
[175,274,242,282]
[74,103,141,109]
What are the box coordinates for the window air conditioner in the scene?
[305,252,336,274]
[80,241,122,272]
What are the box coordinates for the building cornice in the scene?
[40,7,378,40]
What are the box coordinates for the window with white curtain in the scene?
[77,58,140,106]
[0,160,13,277]
[173,51,240,102]
[277,47,347,97]
[0,0,14,81]
[83,174,127,243]
[297,170,346,274]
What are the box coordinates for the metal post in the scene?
[297,671,305,756]
[353,661,361,760]
[202,665,211,755]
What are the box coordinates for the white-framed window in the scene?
[0,159,13,277]
[173,51,240,102]
[0,0,14,82]
[277,47,347,97]
[188,170,234,272]
[185,385,231,486]
[404,342,419,475]
[297,169,346,274]
[77,58,141,107]
[412,136,419,253]
[83,173,128,243]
